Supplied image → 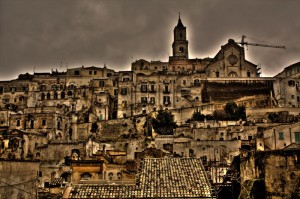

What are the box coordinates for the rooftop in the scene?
[64,158,213,198]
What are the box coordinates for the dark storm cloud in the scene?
[0,0,299,80]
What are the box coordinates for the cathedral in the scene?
[121,16,272,119]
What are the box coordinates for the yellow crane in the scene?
[239,35,286,49]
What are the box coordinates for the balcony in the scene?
[149,90,156,93]
[163,90,170,94]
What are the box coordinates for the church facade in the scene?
[120,16,272,118]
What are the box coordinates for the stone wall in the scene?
[0,161,39,199]
[240,150,300,199]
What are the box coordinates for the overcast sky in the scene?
[0,0,299,80]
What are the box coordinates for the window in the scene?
[141,85,147,92]
[279,132,284,140]
[123,77,130,82]
[200,156,207,164]
[89,71,92,75]
[216,72,220,77]
[163,96,170,105]
[291,95,295,99]
[183,80,186,85]
[295,132,300,143]
[150,85,155,92]
[194,79,200,86]
[150,97,155,104]
[54,92,58,99]
[41,93,45,100]
[247,72,251,77]
[141,97,147,103]
[120,88,127,95]
[94,71,97,75]
[0,86,3,94]
[107,73,112,77]
[10,87,16,92]
[164,85,169,93]
[40,85,46,91]
[288,80,295,87]
[108,172,113,180]
[16,120,20,127]
[114,89,118,95]
[30,120,34,129]
[99,81,105,87]
[57,121,61,129]
[61,92,65,99]
[179,47,184,52]
[74,70,80,75]
[42,119,46,126]
[47,93,51,99]
[81,173,91,181]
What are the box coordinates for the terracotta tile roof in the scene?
[66,158,213,198]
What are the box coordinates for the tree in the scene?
[224,101,246,120]
[191,109,205,121]
[151,107,177,135]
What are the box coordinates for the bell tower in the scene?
[171,14,189,60]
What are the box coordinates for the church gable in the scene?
[206,39,258,78]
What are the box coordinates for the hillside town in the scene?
[0,16,300,199]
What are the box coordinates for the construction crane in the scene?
[239,35,286,49]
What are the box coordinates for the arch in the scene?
[81,173,92,180]
[41,93,45,100]
[228,71,238,77]
[54,92,58,100]
[61,172,71,183]
[67,91,73,97]
[108,172,114,180]
[117,172,122,180]
[194,79,200,86]
[61,91,65,99]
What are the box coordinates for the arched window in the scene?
[30,120,34,129]
[288,80,295,87]
[81,173,91,181]
[67,91,73,97]
[61,91,65,99]
[54,92,58,100]
[117,172,122,180]
[228,71,238,77]
[41,93,45,100]
[247,71,251,77]
[194,79,200,86]
[108,172,114,180]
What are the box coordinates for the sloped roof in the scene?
[66,158,213,198]
[283,143,300,151]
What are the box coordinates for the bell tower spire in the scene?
[170,14,189,60]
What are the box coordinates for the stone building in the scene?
[274,62,300,108]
